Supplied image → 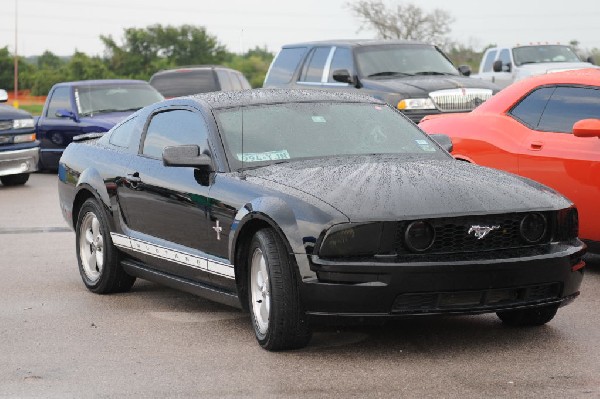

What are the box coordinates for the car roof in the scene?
[184,88,386,109]
[281,39,431,48]
[54,79,149,87]
[475,68,600,114]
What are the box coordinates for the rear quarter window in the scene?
[263,47,307,86]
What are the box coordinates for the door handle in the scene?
[529,141,544,151]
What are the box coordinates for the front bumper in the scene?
[301,241,586,318]
[0,146,40,176]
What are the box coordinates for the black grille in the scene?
[392,283,561,313]
[396,212,552,256]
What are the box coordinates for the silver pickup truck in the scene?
[474,44,598,88]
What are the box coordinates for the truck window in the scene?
[264,47,307,86]
[482,50,497,72]
[538,86,600,133]
[216,69,234,91]
[508,87,555,129]
[46,87,71,118]
[498,49,511,66]
[327,47,354,83]
[150,70,219,97]
[299,47,332,83]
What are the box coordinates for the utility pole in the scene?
[13,0,19,108]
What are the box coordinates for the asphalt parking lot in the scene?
[1,173,599,398]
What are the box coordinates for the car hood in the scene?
[0,104,33,120]
[245,156,570,222]
[79,111,134,129]
[361,75,499,97]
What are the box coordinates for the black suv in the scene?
[150,66,251,98]
[264,40,500,123]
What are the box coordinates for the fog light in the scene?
[520,213,547,243]
[404,220,435,252]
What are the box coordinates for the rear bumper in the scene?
[301,241,586,317]
[0,146,39,176]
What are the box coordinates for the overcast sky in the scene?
[1,0,599,57]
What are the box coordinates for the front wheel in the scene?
[75,198,136,294]
[496,304,559,326]
[248,228,311,351]
[0,173,29,186]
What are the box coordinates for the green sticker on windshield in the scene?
[237,150,290,162]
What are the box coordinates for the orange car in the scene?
[419,69,600,253]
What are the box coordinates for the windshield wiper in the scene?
[367,71,413,77]
[414,71,455,76]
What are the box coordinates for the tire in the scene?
[1,173,29,186]
[496,304,559,326]
[248,228,311,351]
[75,198,136,294]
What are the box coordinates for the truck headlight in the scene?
[397,98,436,110]
[13,133,36,143]
[13,118,35,129]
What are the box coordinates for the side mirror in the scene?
[429,133,453,153]
[573,119,600,138]
[457,65,471,77]
[163,145,213,168]
[586,56,596,65]
[0,89,8,103]
[332,69,356,85]
[55,109,77,120]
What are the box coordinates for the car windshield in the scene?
[75,84,163,116]
[214,102,450,170]
[355,44,459,78]
[512,45,581,66]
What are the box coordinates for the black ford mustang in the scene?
[58,89,585,351]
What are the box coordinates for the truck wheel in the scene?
[248,228,311,351]
[0,173,29,186]
[75,198,136,294]
[496,304,559,326]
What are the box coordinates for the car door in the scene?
[118,106,215,283]
[517,85,600,241]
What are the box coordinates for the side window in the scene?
[298,47,331,83]
[263,47,307,86]
[538,86,600,133]
[142,110,209,159]
[216,69,233,91]
[109,117,136,148]
[482,50,497,72]
[46,87,71,118]
[327,47,354,83]
[509,87,555,128]
[498,49,511,66]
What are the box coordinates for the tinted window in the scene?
[46,87,71,118]
[509,87,554,128]
[216,69,233,91]
[327,47,354,83]
[299,47,331,82]
[482,50,497,72]
[109,117,136,148]
[143,110,209,158]
[263,47,307,86]
[150,70,219,97]
[498,49,511,65]
[538,86,600,133]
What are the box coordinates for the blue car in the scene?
[36,80,163,170]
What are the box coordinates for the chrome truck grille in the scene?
[429,88,493,112]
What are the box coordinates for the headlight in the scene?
[404,220,435,252]
[520,213,547,243]
[556,207,578,240]
[13,133,36,143]
[318,223,382,258]
[12,118,35,129]
[397,98,436,110]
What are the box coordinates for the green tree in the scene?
[225,46,274,88]
[0,46,35,92]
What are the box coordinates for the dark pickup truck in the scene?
[36,80,163,170]
[0,89,39,186]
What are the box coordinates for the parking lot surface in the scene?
[1,173,599,398]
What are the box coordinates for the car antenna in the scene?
[240,28,245,173]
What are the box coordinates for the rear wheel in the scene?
[75,198,135,294]
[248,228,311,351]
[0,173,29,186]
[496,304,559,326]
